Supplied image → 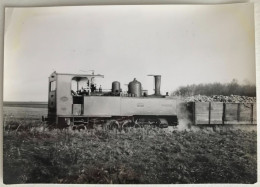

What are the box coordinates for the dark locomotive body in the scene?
[48,71,179,128]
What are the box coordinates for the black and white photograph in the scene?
[2,3,258,184]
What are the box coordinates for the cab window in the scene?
[50,81,56,91]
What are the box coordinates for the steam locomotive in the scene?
[47,71,179,128]
[46,71,257,129]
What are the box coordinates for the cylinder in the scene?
[112,81,121,93]
[154,75,161,95]
[128,78,142,97]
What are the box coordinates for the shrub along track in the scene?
[3,124,257,184]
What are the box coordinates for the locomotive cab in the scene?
[71,75,104,115]
[47,71,104,126]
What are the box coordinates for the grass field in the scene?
[3,106,257,184]
[3,106,47,120]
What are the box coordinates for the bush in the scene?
[172,79,256,97]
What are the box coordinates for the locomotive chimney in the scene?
[154,75,161,96]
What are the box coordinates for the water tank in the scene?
[112,81,121,93]
[128,78,142,97]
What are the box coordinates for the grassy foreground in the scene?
[3,120,257,184]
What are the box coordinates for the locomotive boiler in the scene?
[47,71,179,128]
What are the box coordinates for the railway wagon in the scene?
[187,102,257,125]
[47,71,179,128]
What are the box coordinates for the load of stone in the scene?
[184,95,256,103]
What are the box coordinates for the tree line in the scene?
[172,79,256,97]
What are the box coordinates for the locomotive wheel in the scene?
[133,120,142,128]
[104,120,120,131]
[122,120,134,132]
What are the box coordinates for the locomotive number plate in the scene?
[137,103,144,107]
[60,96,69,102]
[161,104,172,107]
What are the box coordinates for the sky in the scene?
[3,4,256,101]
